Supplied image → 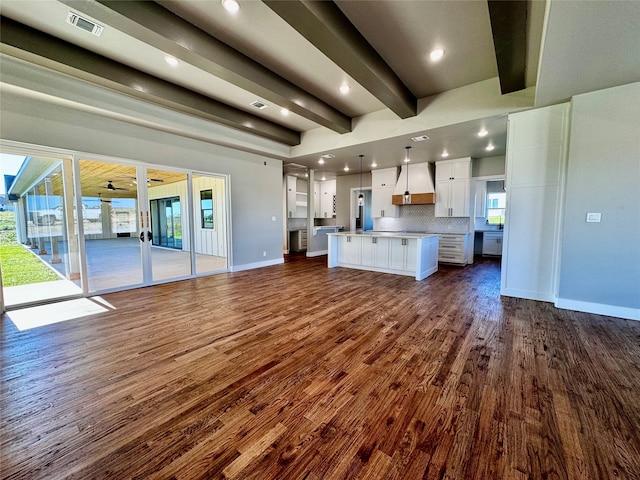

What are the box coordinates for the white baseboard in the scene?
[500,288,555,303]
[306,250,328,257]
[555,298,640,321]
[230,258,284,272]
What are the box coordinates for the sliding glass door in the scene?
[2,146,231,310]
[0,152,82,308]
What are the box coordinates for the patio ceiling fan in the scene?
[100,180,128,191]
[117,175,164,185]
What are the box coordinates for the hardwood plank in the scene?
[1,256,639,479]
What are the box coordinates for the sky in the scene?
[0,153,27,195]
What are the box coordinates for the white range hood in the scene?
[392,162,436,205]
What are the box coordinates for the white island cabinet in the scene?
[327,232,439,280]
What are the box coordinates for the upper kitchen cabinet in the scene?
[286,175,307,219]
[435,157,471,217]
[319,180,336,218]
[371,167,399,217]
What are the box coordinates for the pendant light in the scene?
[403,146,411,204]
[358,154,364,206]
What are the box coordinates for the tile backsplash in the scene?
[374,204,470,233]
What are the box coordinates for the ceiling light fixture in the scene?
[429,48,445,62]
[371,161,378,168]
[344,166,350,172]
[280,108,289,116]
[477,128,488,137]
[441,150,449,158]
[321,176,326,181]
[164,55,179,67]
[486,144,495,151]
[318,158,325,165]
[358,155,364,207]
[403,146,411,204]
[339,84,351,95]
[222,0,240,13]
[321,154,335,159]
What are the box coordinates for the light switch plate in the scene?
[586,212,601,223]
[272,216,276,221]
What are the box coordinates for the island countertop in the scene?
[328,231,439,239]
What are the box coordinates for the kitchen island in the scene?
[327,231,439,280]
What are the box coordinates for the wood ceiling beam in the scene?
[264,0,417,119]
[487,0,528,94]
[59,0,352,135]
[0,17,300,146]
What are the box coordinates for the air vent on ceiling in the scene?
[320,154,335,159]
[250,100,269,110]
[411,135,430,142]
[67,12,104,37]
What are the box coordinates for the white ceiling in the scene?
[1,0,638,178]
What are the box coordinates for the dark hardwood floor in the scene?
[2,256,639,479]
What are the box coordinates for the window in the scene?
[200,189,213,229]
[486,180,506,225]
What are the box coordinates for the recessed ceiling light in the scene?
[164,55,179,67]
[344,166,350,172]
[486,144,495,151]
[222,0,240,13]
[441,150,449,158]
[429,48,445,62]
[477,128,488,137]
[411,135,430,142]
[318,159,325,165]
[371,162,378,168]
[321,176,326,181]
[280,108,289,116]
[339,84,351,95]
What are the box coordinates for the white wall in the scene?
[557,83,640,319]
[1,92,284,269]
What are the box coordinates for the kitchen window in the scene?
[486,180,506,225]
[200,189,214,229]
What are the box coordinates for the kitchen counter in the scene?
[334,231,439,239]
[327,231,439,280]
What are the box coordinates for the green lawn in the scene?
[0,211,60,286]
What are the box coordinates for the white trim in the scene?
[306,249,328,257]
[230,258,284,272]
[555,298,640,321]
[500,288,555,303]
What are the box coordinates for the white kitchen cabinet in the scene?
[372,167,398,187]
[313,181,321,218]
[475,180,487,217]
[389,237,417,272]
[482,231,503,256]
[361,236,390,268]
[371,167,399,218]
[286,175,307,218]
[328,232,439,280]
[435,158,471,217]
[319,180,336,218]
[337,234,362,264]
[438,233,471,265]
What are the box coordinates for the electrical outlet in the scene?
[263,251,267,257]
[586,212,601,223]
[272,216,276,221]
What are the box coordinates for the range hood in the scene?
[392,162,436,205]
